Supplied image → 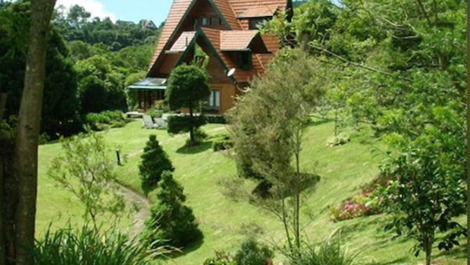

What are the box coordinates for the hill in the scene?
[36,120,466,265]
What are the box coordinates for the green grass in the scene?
[37,120,466,265]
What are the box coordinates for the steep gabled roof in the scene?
[168,31,197,53]
[220,30,259,51]
[227,0,290,17]
[238,5,279,18]
[148,0,239,74]
[213,0,241,30]
[148,0,193,73]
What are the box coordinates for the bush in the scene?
[85,110,127,131]
[203,251,236,265]
[212,134,233,152]
[167,115,207,135]
[144,171,202,248]
[205,115,227,124]
[139,135,174,196]
[326,133,351,147]
[234,239,273,265]
[149,108,164,119]
[34,225,161,265]
[291,240,356,265]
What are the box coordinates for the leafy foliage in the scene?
[378,130,466,262]
[139,135,174,195]
[144,171,202,248]
[167,115,207,135]
[48,130,125,227]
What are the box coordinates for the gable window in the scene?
[209,90,220,109]
[210,16,220,25]
[201,17,209,26]
[239,52,252,70]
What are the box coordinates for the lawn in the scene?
[37,120,466,265]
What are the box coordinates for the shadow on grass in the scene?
[165,237,205,259]
[176,141,212,154]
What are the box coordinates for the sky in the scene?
[56,0,173,24]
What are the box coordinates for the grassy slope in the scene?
[36,120,466,265]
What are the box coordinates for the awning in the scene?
[128,78,167,91]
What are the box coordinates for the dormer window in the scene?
[239,52,252,70]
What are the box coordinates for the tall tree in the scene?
[166,64,210,145]
[229,49,329,255]
[13,1,56,265]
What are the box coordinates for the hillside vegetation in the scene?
[36,121,465,265]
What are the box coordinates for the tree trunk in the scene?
[0,93,6,119]
[14,0,56,265]
[467,0,470,263]
[189,102,194,145]
[0,93,5,265]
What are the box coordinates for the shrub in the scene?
[234,239,273,265]
[85,110,127,131]
[34,225,162,265]
[149,108,164,119]
[331,196,377,222]
[212,134,233,152]
[205,115,227,124]
[167,115,207,135]
[203,251,236,265]
[326,133,351,147]
[290,240,356,265]
[139,135,174,196]
[144,171,202,248]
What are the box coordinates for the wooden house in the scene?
[129,0,293,114]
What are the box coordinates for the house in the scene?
[129,0,293,114]
[139,19,158,30]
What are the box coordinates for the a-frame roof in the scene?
[148,0,291,80]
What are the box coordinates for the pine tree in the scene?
[139,135,173,196]
[144,171,202,248]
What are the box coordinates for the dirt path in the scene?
[117,182,152,237]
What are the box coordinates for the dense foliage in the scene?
[139,135,174,196]
[264,0,467,263]
[34,225,160,265]
[54,4,160,51]
[144,171,202,248]
[0,1,160,138]
[85,110,128,131]
[0,1,80,137]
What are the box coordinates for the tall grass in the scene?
[34,225,164,265]
[290,240,356,265]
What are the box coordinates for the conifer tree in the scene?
[139,135,173,196]
[144,171,202,248]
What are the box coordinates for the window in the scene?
[201,17,209,26]
[209,90,220,109]
[210,16,220,25]
[239,52,252,70]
